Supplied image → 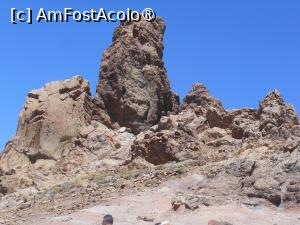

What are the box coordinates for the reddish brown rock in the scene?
[181,83,224,116]
[259,90,298,138]
[95,17,179,134]
[131,129,202,165]
[0,16,299,214]
[0,76,93,170]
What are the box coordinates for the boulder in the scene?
[171,194,207,211]
[284,136,300,152]
[247,177,282,206]
[131,129,201,165]
[284,179,300,204]
[227,108,260,139]
[0,181,8,195]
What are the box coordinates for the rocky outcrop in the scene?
[131,83,300,207]
[0,76,93,170]
[181,83,224,116]
[131,128,202,165]
[0,16,299,212]
[95,17,179,134]
[259,90,298,138]
[56,121,135,175]
[130,84,239,165]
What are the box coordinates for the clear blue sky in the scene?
[1,1,299,150]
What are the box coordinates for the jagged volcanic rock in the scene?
[259,90,298,138]
[131,128,202,165]
[95,17,179,134]
[131,84,300,207]
[181,83,225,116]
[0,17,299,214]
[0,76,93,170]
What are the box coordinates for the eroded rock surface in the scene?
[131,84,300,207]
[181,83,225,116]
[0,76,93,170]
[0,16,299,224]
[95,17,179,134]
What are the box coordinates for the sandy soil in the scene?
[34,175,300,225]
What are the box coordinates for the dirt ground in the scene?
[11,175,300,225]
[41,192,300,225]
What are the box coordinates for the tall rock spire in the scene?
[95,17,179,133]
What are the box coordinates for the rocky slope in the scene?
[0,17,299,224]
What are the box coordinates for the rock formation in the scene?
[95,17,179,134]
[0,16,299,220]
[0,76,93,171]
[130,84,300,207]
[181,83,225,116]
